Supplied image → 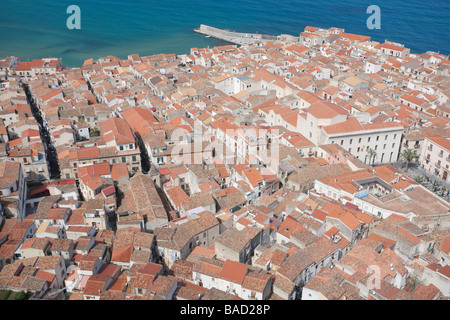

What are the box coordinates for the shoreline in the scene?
[2,24,449,68]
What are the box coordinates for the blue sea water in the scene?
[0,0,449,67]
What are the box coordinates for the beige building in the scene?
[60,144,140,180]
[214,226,264,264]
[297,100,404,165]
[154,211,220,269]
[17,238,52,259]
[0,159,27,219]
[420,136,450,181]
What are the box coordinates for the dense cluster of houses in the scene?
[0,25,449,300]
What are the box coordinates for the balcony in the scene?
[435,162,441,168]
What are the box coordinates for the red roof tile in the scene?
[218,260,248,284]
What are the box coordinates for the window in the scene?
[119,145,124,151]
[376,136,379,141]
[349,139,353,144]
[359,138,362,143]
[392,143,395,148]
[129,144,133,149]
[385,135,388,140]
[122,157,126,163]
[383,144,386,149]
[340,140,344,145]
[368,137,371,142]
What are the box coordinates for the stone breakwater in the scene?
[194,24,281,46]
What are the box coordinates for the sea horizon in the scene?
[1,0,449,67]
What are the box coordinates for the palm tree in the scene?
[366,148,377,165]
[413,175,425,184]
[401,149,418,171]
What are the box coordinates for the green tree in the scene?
[401,149,419,171]
[13,291,29,300]
[405,274,421,292]
[0,290,11,300]
[89,127,100,137]
[366,148,377,165]
[413,175,425,184]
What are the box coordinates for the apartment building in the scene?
[0,159,27,220]
[420,136,450,181]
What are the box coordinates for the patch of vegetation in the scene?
[404,274,421,292]
[413,175,425,184]
[4,290,31,300]
[89,127,100,137]
[0,290,12,300]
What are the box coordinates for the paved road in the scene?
[23,83,61,180]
